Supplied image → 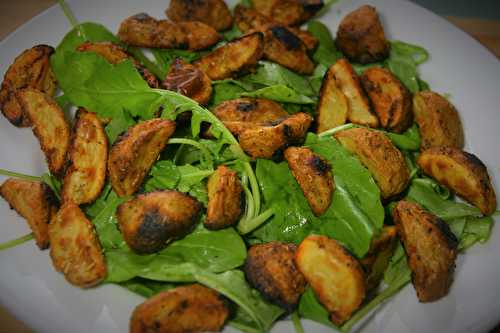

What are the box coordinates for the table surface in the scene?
[0,1,499,333]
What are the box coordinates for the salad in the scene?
[0,0,497,332]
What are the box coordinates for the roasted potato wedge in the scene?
[166,0,233,32]
[117,191,201,254]
[288,27,318,51]
[108,119,176,197]
[336,5,390,64]
[335,127,410,199]
[0,179,57,249]
[49,203,107,287]
[413,91,464,150]
[361,67,413,133]
[205,166,244,230]
[194,32,264,80]
[0,45,56,127]
[393,200,458,302]
[61,109,107,205]
[252,0,323,26]
[296,235,366,325]
[417,147,497,215]
[284,147,334,216]
[244,242,307,311]
[130,283,230,333]
[16,88,70,177]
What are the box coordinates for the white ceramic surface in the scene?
[0,0,499,332]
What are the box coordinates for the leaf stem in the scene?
[0,168,41,181]
[237,208,274,235]
[292,312,305,333]
[0,233,34,251]
[168,138,213,166]
[318,123,355,137]
[57,0,79,28]
[127,47,165,79]
[243,162,260,217]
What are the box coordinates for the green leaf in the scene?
[298,287,335,329]
[119,278,176,298]
[211,80,252,106]
[241,84,315,104]
[151,48,202,78]
[382,123,421,151]
[90,190,128,250]
[54,22,119,55]
[104,109,136,143]
[307,20,342,68]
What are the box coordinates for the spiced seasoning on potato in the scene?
[166,0,233,32]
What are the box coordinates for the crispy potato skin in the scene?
[205,166,244,230]
[117,191,201,254]
[49,203,107,287]
[418,147,497,215]
[393,200,458,302]
[194,32,264,80]
[252,0,323,26]
[130,284,230,333]
[316,64,349,133]
[166,0,233,32]
[413,91,464,150]
[16,88,70,177]
[285,147,334,216]
[62,109,107,205]
[0,179,57,249]
[108,119,176,197]
[295,235,366,325]
[336,5,390,64]
[361,67,413,133]
[0,45,56,127]
[244,242,307,311]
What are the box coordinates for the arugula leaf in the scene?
[241,84,315,104]
[298,287,335,329]
[307,21,342,68]
[383,123,421,151]
[104,109,136,143]
[151,48,202,78]
[211,80,251,106]
[54,22,119,55]
[309,64,328,95]
[119,278,176,298]
[385,41,429,93]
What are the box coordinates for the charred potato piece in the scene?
[108,119,176,197]
[61,109,107,205]
[205,166,244,230]
[244,242,307,311]
[335,127,410,199]
[316,64,349,133]
[413,91,464,150]
[0,179,57,249]
[166,0,233,32]
[393,200,458,302]
[296,235,366,325]
[194,32,264,80]
[361,67,413,133]
[177,21,222,51]
[252,0,323,26]
[288,27,318,51]
[0,45,56,127]
[130,284,230,333]
[49,203,107,287]
[417,147,497,215]
[284,147,334,216]
[336,5,390,64]
[16,88,70,177]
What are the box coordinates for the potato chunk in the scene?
[244,242,307,311]
[295,235,366,325]
[16,88,70,177]
[393,200,458,302]
[413,91,464,150]
[130,284,230,333]
[252,0,323,26]
[166,0,233,32]
[336,5,390,64]
[108,119,176,197]
[0,179,57,249]
[335,127,410,199]
[49,203,107,287]
[61,109,107,205]
[361,67,413,133]
[417,147,497,215]
[284,147,334,216]
[194,32,264,80]
[117,191,201,254]
[0,45,56,127]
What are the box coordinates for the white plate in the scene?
[0,0,499,332]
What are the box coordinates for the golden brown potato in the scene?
[117,191,201,254]
[288,27,318,51]
[417,147,497,215]
[284,147,334,216]
[244,242,307,311]
[16,88,70,177]
[0,179,57,249]
[413,91,464,150]
[0,45,56,127]
[108,119,176,197]
[393,200,458,302]
[194,32,264,80]
[49,203,107,287]
[166,0,233,32]
[295,235,366,325]
[336,5,390,64]
[331,59,379,128]
[335,127,410,199]
[361,67,413,133]
[61,109,107,205]
[252,0,323,26]
[130,283,230,333]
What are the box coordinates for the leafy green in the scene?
[241,85,315,104]
[383,123,421,151]
[307,21,342,68]
[309,64,328,95]
[298,287,335,329]
[385,41,429,93]
[151,48,202,78]
[119,278,176,298]
[211,80,252,105]
[104,109,136,143]
[223,25,243,41]
[54,22,119,55]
